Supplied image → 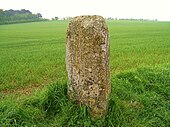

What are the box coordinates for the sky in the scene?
[1,0,170,21]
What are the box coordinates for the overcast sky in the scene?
[1,0,170,21]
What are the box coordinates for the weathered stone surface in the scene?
[66,15,110,117]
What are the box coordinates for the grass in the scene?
[0,20,169,92]
[0,21,67,92]
[0,20,170,126]
[0,66,169,126]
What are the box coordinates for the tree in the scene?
[21,9,32,14]
[36,13,42,18]
[0,9,4,21]
[55,17,59,20]
[0,9,47,25]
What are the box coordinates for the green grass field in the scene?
[0,20,170,126]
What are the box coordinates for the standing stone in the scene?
[66,15,110,118]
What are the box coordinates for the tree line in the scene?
[106,17,158,21]
[51,17,73,20]
[51,16,158,21]
[0,9,48,25]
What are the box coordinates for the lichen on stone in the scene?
[66,15,110,118]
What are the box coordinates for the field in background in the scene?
[0,20,170,126]
[0,20,169,94]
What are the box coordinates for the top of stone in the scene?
[73,15,104,20]
[68,15,108,30]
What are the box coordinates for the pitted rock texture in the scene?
[66,15,110,117]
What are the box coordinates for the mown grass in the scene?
[0,20,170,126]
[0,66,169,126]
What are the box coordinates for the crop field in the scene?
[0,20,170,126]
